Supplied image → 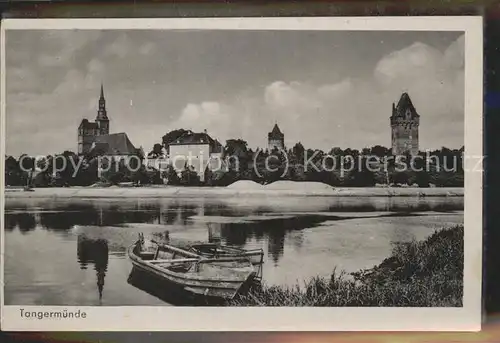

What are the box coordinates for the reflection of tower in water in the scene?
[11,213,37,233]
[207,223,222,244]
[267,227,286,264]
[77,235,109,303]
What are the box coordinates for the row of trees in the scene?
[5,150,207,188]
[5,138,465,188]
[201,140,465,187]
[4,151,162,188]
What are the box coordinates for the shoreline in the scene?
[4,185,464,198]
[228,225,464,307]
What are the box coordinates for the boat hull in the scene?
[127,242,256,300]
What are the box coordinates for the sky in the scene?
[5,29,464,157]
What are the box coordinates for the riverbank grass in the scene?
[230,225,463,306]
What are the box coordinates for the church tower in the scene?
[95,83,109,135]
[268,123,285,151]
[390,92,420,155]
[78,84,111,155]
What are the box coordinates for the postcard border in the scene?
[0,16,483,331]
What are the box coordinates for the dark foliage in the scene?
[5,143,464,188]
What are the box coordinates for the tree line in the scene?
[4,151,161,188]
[200,140,464,187]
[5,137,464,188]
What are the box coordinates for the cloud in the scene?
[170,102,236,143]
[104,33,155,59]
[5,30,465,157]
[317,79,353,98]
[139,42,156,55]
[444,34,465,70]
[371,34,465,148]
[88,58,105,74]
[36,30,102,67]
[169,34,465,151]
[374,42,443,85]
[105,33,131,58]
[6,67,39,93]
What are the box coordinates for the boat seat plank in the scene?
[147,258,199,264]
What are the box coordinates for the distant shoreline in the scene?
[4,185,464,198]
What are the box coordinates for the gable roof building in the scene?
[89,132,142,157]
[168,130,223,153]
[153,130,223,182]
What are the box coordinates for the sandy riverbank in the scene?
[4,181,464,198]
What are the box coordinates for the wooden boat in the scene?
[127,237,257,300]
[188,243,264,266]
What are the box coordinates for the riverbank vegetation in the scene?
[5,133,464,188]
[229,225,463,307]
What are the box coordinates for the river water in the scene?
[4,196,463,306]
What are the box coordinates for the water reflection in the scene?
[4,197,464,265]
[4,212,37,233]
[77,235,109,303]
[215,217,324,262]
[207,223,222,244]
[4,196,464,306]
[268,227,286,264]
[127,267,223,306]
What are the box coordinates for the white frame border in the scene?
[0,16,483,331]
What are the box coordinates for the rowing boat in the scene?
[127,237,257,300]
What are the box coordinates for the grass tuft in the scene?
[228,225,463,307]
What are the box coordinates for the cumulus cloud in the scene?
[374,42,443,85]
[105,33,132,58]
[170,102,238,144]
[5,30,465,157]
[87,58,105,74]
[181,34,462,151]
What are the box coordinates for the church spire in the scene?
[96,83,108,120]
[96,83,109,135]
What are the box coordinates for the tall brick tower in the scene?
[390,92,420,155]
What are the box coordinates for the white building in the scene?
[147,130,224,182]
